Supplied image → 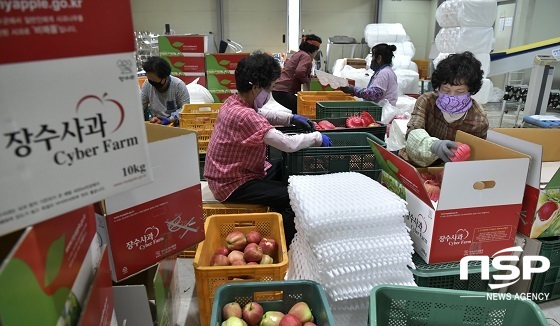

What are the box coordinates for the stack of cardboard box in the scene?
[205,53,250,102]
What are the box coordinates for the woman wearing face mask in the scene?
[272,34,322,114]
[141,56,190,126]
[204,51,331,247]
[340,43,398,106]
[401,51,488,167]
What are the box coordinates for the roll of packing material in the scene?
[364,23,410,47]
[434,52,491,78]
[435,27,494,53]
[472,78,493,104]
[371,41,416,58]
[436,0,498,28]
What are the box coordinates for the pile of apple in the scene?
[221,300,316,326]
[210,230,278,266]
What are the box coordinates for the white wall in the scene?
[379,0,435,59]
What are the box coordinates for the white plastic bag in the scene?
[186,78,214,103]
[394,69,420,96]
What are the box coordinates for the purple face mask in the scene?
[436,92,473,114]
[253,88,271,110]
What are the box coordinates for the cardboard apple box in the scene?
[161,55,206,73]
[78,245,118,326]
[487,129,560,238]
[209,90,237,103]
[0,2,152,237]
[205,53,250,74]
[158,35,214,56]
[369,131,530,264]
[95,124,204,282]
[171,73,207,88]
[206,73,238,91]
[0,205,103,326]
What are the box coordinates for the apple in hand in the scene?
[222,302,242,320]
[260,311,285,326]
[242,302,264,326]
[288,302,313,323]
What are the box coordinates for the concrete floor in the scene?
[175,103,560,326]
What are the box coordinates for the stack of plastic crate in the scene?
[286,172,415,325]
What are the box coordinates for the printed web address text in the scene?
[0,0,82,13]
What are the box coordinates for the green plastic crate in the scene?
[530,236,560,302]
[276,117,386,140]
[282,132,385,181]
[210,280,335,326]
[410,253,496,292]
[316,101,382,120]
[369,285,548,326]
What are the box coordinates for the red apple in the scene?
[260,311,285,326]
[259,238,278,256]
[210,254,230,266]
[247,262,258,265]
[222,302,242,320]
[228,250,245,264]
[260,254,274,264]
[245,230,262,244]
[226,231,248,251]
[288,302,313,323]
[279,314,302,326]
[232,260,247,266]
[244,243,263,263]
[215,246,230,256]
[242,302,264,326]
[303,323,316,326]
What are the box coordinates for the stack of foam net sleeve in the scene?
[286,172,416,325]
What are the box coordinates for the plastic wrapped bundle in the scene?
[472,78,494,104]
[435,27,494,53]
[370,41,416,58]
[364,23,410,48]
[394,68,420,96]
[436,0,498,28]
[186,78,214,103]
[434,52,491,78]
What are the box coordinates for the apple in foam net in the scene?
[243,243,263,262]
[222,302,242,320]
[226,231,248,251]
[242,302,264,326]
[245,230,262,244]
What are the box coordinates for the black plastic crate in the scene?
[199,153,205,181]
[283,132,385,181]
[315,101,382,120]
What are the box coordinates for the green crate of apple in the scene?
[533,188,560,238]
[222,300,316,326]
[210,230,279,266]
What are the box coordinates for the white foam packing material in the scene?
[435,27,494,53]
[434,52,491,78]
[436,0,498,28]
[286,172,416,304]
[287,173,408,234]
[364,23,410,48]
